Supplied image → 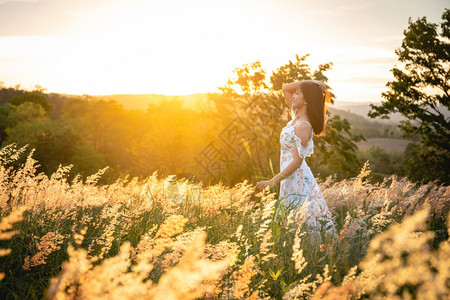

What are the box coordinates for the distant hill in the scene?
[4,88,444,141]
[356,138,410,152]
[98,95,407,124]
[328,106,404,139]
[0,88,405,139]
[332,100,450,124]
[91,93,211,111]
[94,93,406,139]
[331,101,404,123]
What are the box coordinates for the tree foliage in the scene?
[368,8,450,184]
[10,92,52,114]
[5,119,78,174]
[209,55,364,184]
[310,115,365,179]
[0,55,369,185]
[271,55,364,179]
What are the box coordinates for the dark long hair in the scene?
[298,81,329,136]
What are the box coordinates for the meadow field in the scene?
[0,143,448,299]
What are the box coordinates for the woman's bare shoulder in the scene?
[293,122,312,147]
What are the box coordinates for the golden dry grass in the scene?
[0,144,448,299]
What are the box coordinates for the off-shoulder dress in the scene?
[279,118,335,235]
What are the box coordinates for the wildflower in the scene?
[23,232,65,270]
[233,255,257,299]
[355,206,450,299]
[235,224,243,240]
[148,231,230,300]
[311,280,357,300]
[0,206,25,239]
[74,226,88,246]
[260,230,275,262]
[0,206,25,281]
[292,231,307,273]
[319,244,331,253]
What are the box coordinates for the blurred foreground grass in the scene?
[0,144,449,299]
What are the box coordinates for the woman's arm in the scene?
[256,123,311,190]
[282,81,303,109]
[255,147,303,190]
[282,80,327,108]
[271,125,310,185]
[272,153,303,184]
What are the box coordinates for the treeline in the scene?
[0,54,420,186]
[88,92,406,140]
[91,92,406,140]
[0,88,211,184]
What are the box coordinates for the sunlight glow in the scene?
[0,0,417,102]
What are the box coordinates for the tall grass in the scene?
[0,144,448,299]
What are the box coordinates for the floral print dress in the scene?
[279,119,336,235]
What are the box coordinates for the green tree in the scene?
[70,144,107,178]
[61,97,136,176]
[10,92,52,114]
[310,115,365,180]
[4,119,78,174]
[270,54,365,180]
[208,61,286,184]
[6,102,47,126]
[0,104,15,143]
[209,55,364,185]
[368,9,450,184]
[0,102,47,144]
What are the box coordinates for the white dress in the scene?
[279,119,336,235]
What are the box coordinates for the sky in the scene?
[0,0,448,103]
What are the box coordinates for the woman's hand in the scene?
[311,80,327,93]
[256,180,274,190]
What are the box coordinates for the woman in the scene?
[256,80,335,235]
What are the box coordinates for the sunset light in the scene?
[1,1,449,299]
[0,0,446,101]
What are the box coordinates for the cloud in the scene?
[345,57,398,65]
[307,3,375,16]
[0,0,39,4]
[66,11,97,20]
[337,77,391,85]
[0,57,22,62]
[372,35,404,43]
[0,0,41,3]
